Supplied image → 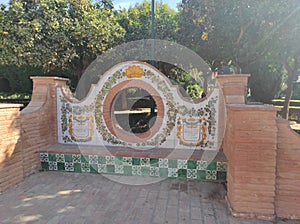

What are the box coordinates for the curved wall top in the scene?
[57,61,222,150]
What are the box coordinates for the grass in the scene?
[0,92,31,99]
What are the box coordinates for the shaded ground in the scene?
[290,121,300,134]
[0,172,298,224]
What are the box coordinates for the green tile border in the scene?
[40,153,226,182]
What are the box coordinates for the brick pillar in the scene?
[276,119,300,219]
[217,74,250,104]
[22,77,69,143]
[21,77,69,176]
[0,104,23,192]
[223,105,278,220]
[218,74,279,220]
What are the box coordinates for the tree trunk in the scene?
[282,59,297,120]
[282,69,294,119]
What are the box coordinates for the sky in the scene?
[0,0,181,10]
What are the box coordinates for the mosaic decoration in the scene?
[177,117,207,146]
[40,152,226,182]
[57,61,220,150]
[93,69,176,147]
[125,65,144,78]
[59,97,95,143]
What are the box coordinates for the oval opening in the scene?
[112,87,157,134]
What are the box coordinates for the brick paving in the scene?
[0,172,298,224]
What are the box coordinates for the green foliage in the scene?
[0,64,77,94]
[0,65,47,93]
[0,93,31,99]
[0,0,299,108]
[117,1,178,42]
[186,84,203,99]
[0,0,125,78]
[248,54,286,103]
[177,0,300,104]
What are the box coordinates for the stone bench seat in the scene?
[39,144,227,182]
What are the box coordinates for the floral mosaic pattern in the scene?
[59,95,95,143]
[94,69,177,147]
[176,95,218,148]
[57,62,220,150]
[40,152,227,182]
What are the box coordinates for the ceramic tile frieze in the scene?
[57,61,220,150]
[40,152,226,182]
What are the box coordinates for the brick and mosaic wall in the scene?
[57,61,222,151]
[40,152,227,182]
[2,69,300,221]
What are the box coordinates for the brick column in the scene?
[0,104,23,192]
[21,77,69,176]
[218,74,279,220]
[223,105,278,220]
[217,74,250,104]
[276,119,300,219]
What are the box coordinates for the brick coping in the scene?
[0,103,23,109]
[40,144,227,162]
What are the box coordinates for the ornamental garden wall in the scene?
[0,61,300,221]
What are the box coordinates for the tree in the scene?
[262,0,300,118]
[0,0,124,78]
[117,1,178,42]
[176,0,299,107]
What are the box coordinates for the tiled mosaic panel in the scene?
[40,153,226,182]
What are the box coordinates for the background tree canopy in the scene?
[0,0,124,79]
[0,0,299,118]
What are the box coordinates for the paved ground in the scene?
[0,172,298,224]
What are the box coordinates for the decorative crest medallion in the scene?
[125,66,144,78]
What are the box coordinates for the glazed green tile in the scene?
[106,165,115,173]
[132,166,141,176]
[64,154,72,162]
[168,160,177,168]
[150,158,159,167]
[140,158,150,167]
[57,162,65,171]
[217,162,227,172]
[115,165,124,174]
[72,154,81,163]
[168,168,178,178]
[177,169,187,180]
[89,155,98,164]
[187,160,197,169]
[74,163,82,173]
[217,171,227,181]
[124,166,132,176]
[90,164,98,174]
[159,168,168,178]
[41,162,49,170]
[207,162,217,170]
[132,158,140,165]
[81,155,89,163]
[115,156,123,165]
[81,163,90,173]
[187,169,197,179]
[206,170,217,180]
[141,167,150,176]
[97,164,107,173]
[149,167,159,177]
[98,156,106,164]
[48,154,56,162]
[197,170,206,180]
